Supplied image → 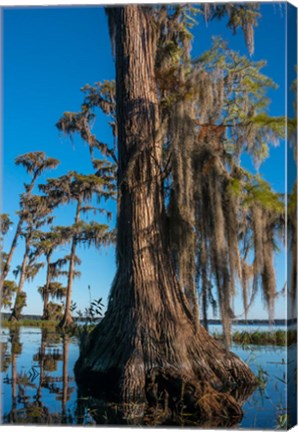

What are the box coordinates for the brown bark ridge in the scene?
[75,5,257,425]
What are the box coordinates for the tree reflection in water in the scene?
[1,329,290,427]
[2,328,75,424]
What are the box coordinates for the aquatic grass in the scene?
[276,413,288,429]
[1,321,295,347]
[256,365,269,390]
[214,330,296,346]
[1,319,58,328]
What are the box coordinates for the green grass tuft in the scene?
[214,330,296,346]
[1,319,58,328]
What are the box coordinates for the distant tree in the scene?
[57,80,117,168]
[40,172,113,328]
[43,301,64,321]
[0,214,13,236]
[1,280,17,310]
[9,195,53,321]
[0,214,17,311]
[0,152,59,288]
[32,231,68,319]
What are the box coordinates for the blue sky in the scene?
[1,4,295,319]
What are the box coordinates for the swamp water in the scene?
[0,326,295,428]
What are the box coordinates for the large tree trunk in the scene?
[75,5,256,425]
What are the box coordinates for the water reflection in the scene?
[0,327,293,428]
[1,328,77,424]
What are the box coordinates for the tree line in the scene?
[0,152,115,328]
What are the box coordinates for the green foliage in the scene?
[288,182,297,215]
[14,292,27,317]
[211,4,261,55]
[39,170,114,327]
[74,221,112,247]
[15,151,59,177]
[193,38,284,165]
[75,298,104,345]
[256,365,269,390]
[81,80,116,116]
[77,297,104,324]
[155,28,285,344]
[219,330,291,347]
[227,178,242,197]
[250,113,285,137]
[1,280,17,309]
[45,302,64,321]
[1,252,8,273]
[276,413,288,429]
[38,282,66,301]
[2,319,57,328]
[227,168,284,218]
[244,178,284,214]
[25,263,45,282]
[0,214,13,236]
[56,81,117,163]
[70,300,77,313]
[40,172,114,207]
[31,231,65,258]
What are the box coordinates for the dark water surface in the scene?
[0,326,295,428]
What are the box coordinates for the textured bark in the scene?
[170,97,198,328]
[199,229,209,331]
[75,5,257,424]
